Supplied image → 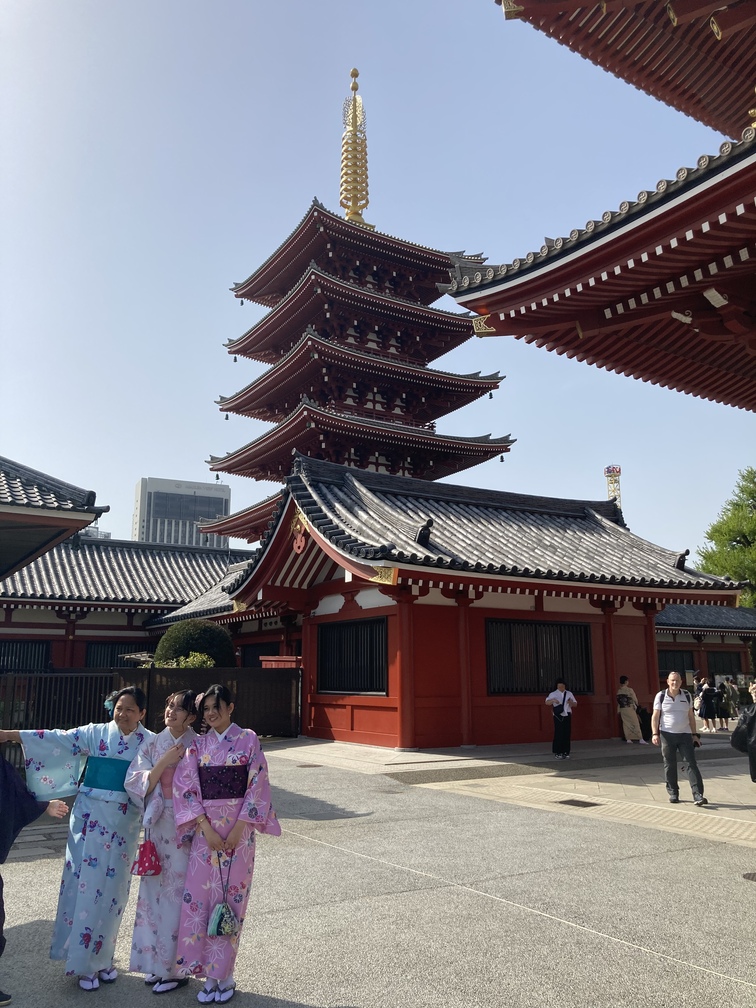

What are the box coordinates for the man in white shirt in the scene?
[651,671,707,806]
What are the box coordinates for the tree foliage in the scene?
[697,467,756,607]
[154,619,236,667]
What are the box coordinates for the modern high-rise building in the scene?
[132,478,231,548]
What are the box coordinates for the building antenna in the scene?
[604,465,622,509]
[340,69,374,229]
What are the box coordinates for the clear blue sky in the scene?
[2,0,752,562]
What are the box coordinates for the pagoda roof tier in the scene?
[227,265,474,365]
[208,400,514,483]
[199,492,282,544]
[448,131,756,411]
[218,330,503,425]
[231,199,483,308]
[495,0,756,140]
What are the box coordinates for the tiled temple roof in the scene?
[147,559,258,626]
[0,537,255,608]
[656,604,756,635]
[0,455,105,515]
[283,455,739,590]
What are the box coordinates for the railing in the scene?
[0,666,301,770]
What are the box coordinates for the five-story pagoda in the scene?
[204,71,513,544]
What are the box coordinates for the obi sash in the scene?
[82,756,129,793]
[198,765,248,801]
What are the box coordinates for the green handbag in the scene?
[207,853,239,938]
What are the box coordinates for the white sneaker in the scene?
[639,740,649,745]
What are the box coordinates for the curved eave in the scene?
[227,266,474,363]
[218,333,502,420]
[208,403,514,480]
[453,135,756,309]
[198,492,282,543]
[231,200,468,306]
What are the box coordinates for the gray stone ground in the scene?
[4,733,756,1008]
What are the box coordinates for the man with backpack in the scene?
[651,671,708,806]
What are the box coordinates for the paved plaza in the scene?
[5,731,756,1007]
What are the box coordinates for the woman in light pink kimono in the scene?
[125,690,198,994]
[172,684,280,1005]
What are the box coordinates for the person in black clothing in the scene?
[0,753,67,1006]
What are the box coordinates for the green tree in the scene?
[697,467,756,607]
[154,619,236,667]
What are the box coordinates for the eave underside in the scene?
[209,415,513,483]
[457,159,756,409]
[227,271,473,365]
[513,0,756,139]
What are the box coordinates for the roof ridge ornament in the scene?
[340,69,374,230]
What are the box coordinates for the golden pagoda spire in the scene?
[340,68,374,229]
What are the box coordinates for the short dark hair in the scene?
[619,676,629,685]
[112,685,147,712]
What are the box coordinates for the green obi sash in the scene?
[82,756,129,792]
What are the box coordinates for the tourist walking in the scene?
[545,680,577,760]
[616,676,648,744]
[651,671,707,806]
[173,684,281,1004]
[126,690,198,994]
[0,686,154,991]
[716,681,731,731]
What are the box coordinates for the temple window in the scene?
[486,619,593,695]
[317,617,387,694]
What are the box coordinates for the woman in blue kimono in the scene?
[0,685,154,992]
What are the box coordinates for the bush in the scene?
[154,619,236,668]
[160,651,216,669]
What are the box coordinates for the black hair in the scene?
[112,685,148,711]
[619,676,629,685]
[168,688,197,715]
[202,683,234,711]
[553,680,568,691]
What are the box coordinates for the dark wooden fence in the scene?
[0,666,300,769]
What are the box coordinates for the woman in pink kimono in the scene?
[172,684,280,1005]
[125,690,198,994]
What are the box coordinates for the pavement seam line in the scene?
[281,826,756,990]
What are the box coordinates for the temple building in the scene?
[151,69,746,749]
[447,0,756,411]
[203,70,512,545]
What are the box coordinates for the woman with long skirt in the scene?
[172,684,281,1005]
[0,686,153,991]
[126,690,198,995]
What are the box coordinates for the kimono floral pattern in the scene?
[19,721,153,976]
[125,726,197,979]
[172,724,280,980]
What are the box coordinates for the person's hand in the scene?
[224,821,245,852]
[651,733,660,746]
[45,800,69,819]
[201,823,225,852]
[159,742,186,770]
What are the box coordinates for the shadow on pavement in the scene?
[270,785,373,821]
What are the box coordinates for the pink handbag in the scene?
[130,831,162,876]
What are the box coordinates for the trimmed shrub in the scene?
[154,619,235,668]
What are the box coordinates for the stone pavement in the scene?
[5,731,756,1007]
